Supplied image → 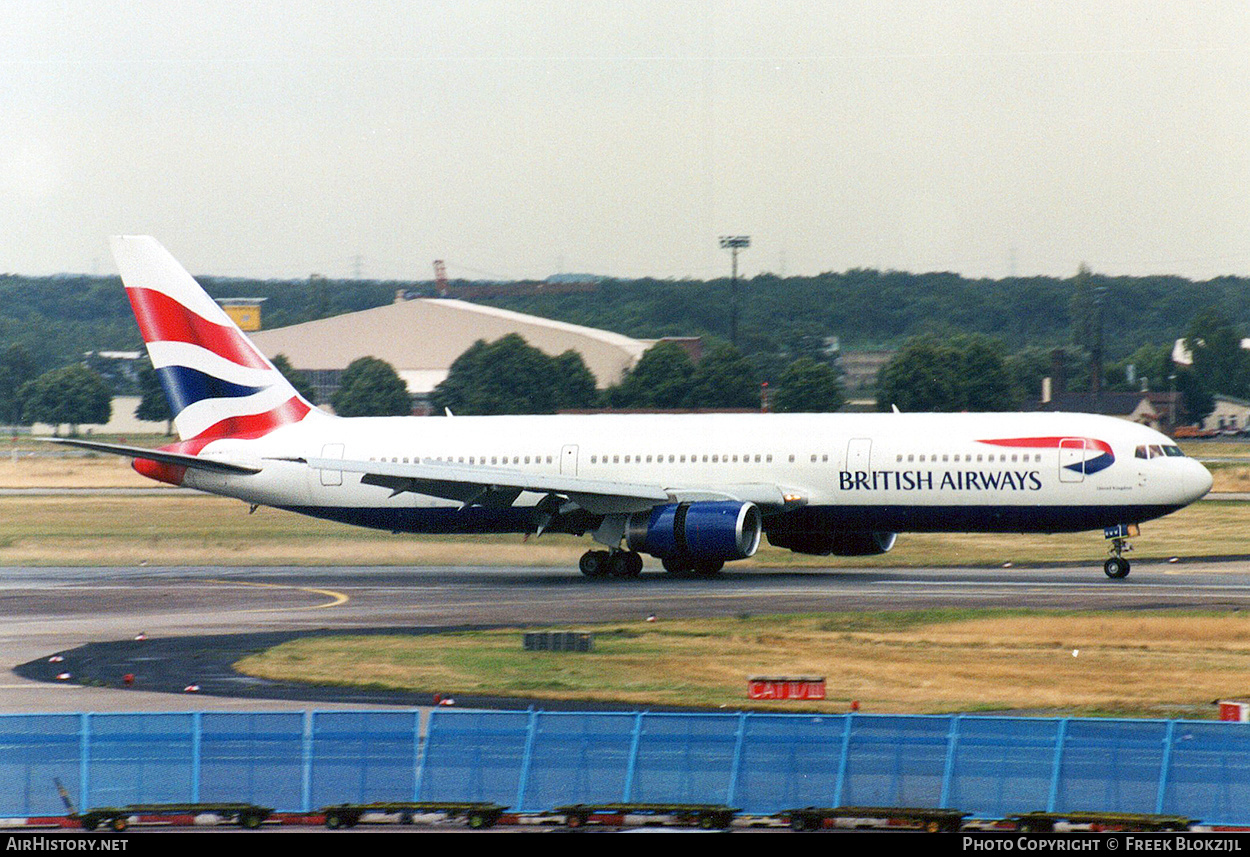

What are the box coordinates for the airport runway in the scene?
[7,560,1250,711]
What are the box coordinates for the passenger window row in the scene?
[895,452,1043,464]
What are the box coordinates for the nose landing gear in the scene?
[1104,553,1130,579]
[1103,527,1135,579]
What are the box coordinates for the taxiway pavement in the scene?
[5,560,1250,712]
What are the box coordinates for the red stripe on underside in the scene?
[126,287,269,370]
[979,436,1113,455]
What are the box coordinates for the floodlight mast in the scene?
[719,235,751,348]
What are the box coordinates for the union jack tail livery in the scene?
[111,236,319,448]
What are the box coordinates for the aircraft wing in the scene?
[299,456,798,515]
[40,437,261,475]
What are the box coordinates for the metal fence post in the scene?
[1155,719,1177,815]
[412,710,423,802]
[726,712,749,806]
[300,711,314,813]
[191,712,202,804]
[833,713,853,807]
[1047,718,1069,812]
[415,709,437,802]
[939,715,961,808]
[622,712,644,803]
[515,710,539,811]
[79,713,91,812]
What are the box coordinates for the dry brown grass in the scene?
[236,611,1250,716]
[0,453,157,488]
[0,493,1248,567]
[1,450,1248,567]
[1210,466,1250,492]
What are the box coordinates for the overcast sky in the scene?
[1,2,1247,282]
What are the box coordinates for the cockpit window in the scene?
[1137,444,1186,459]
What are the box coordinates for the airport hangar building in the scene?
[247,296,690,412]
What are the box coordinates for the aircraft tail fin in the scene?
[110,236,320,445]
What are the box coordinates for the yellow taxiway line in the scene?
[206,578,349,611]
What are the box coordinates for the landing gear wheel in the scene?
[579,550,610,578]
[692,558,725,577]
[662,556,694,575]
[1104,557,1130,579]
[608,552,632,577]
[625,551,644,577]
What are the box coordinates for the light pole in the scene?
[1092,285,1108,413]
[719,236,750,348]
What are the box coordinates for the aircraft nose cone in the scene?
[1187,460,1214,502]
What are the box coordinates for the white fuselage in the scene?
[179,410,1212,538]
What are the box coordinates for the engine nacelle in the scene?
[626,501,762,561]
[766,529,897,557]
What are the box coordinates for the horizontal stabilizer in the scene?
[41,437,261,475]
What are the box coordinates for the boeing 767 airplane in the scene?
[51,236,1213,580]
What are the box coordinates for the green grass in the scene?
[234,610,1250,718]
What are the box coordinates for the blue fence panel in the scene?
[198,713,305,811]
[1162,721,1250,824]
[519,712,637,811]
[86,713,195,808]
[946,717,1060,818]
[840,715,950,807]
[6,709,1250,824]
[0,714,81,817]
[1055,719,1168,815]
[733,714,845,812]
[309,712,418,807]
[629,713,739,805]
[419,710,531,806]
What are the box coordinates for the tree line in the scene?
[7,262,1250,428]
[429,335,843,415]
[5,266,1250,390]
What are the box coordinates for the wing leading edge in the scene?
[300,456,799,516]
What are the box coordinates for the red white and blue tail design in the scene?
[111,236,319,448]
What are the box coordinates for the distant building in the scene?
[215,298,266,332]
[31,396,166,437]
[249,298,670,408]
[1203,395,1250,434]
[1031,391,1165,431]
[839,350,895,393]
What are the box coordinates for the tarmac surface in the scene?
[7,560,1250,712]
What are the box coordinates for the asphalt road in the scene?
[7,560,1250,712]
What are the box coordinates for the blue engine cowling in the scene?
[625,501,762,561]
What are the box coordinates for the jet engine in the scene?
[766,529,897,556]
[626,501,762,561]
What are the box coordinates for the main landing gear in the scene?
[661,556,725,577]
[578,549,643,579]
[577,550,726,579]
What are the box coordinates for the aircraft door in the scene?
[1058,438,1085,483]
[847,438,872,473]
[320,443,344,486]
[560,444,579,476]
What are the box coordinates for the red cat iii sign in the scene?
[747,676,827,701]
